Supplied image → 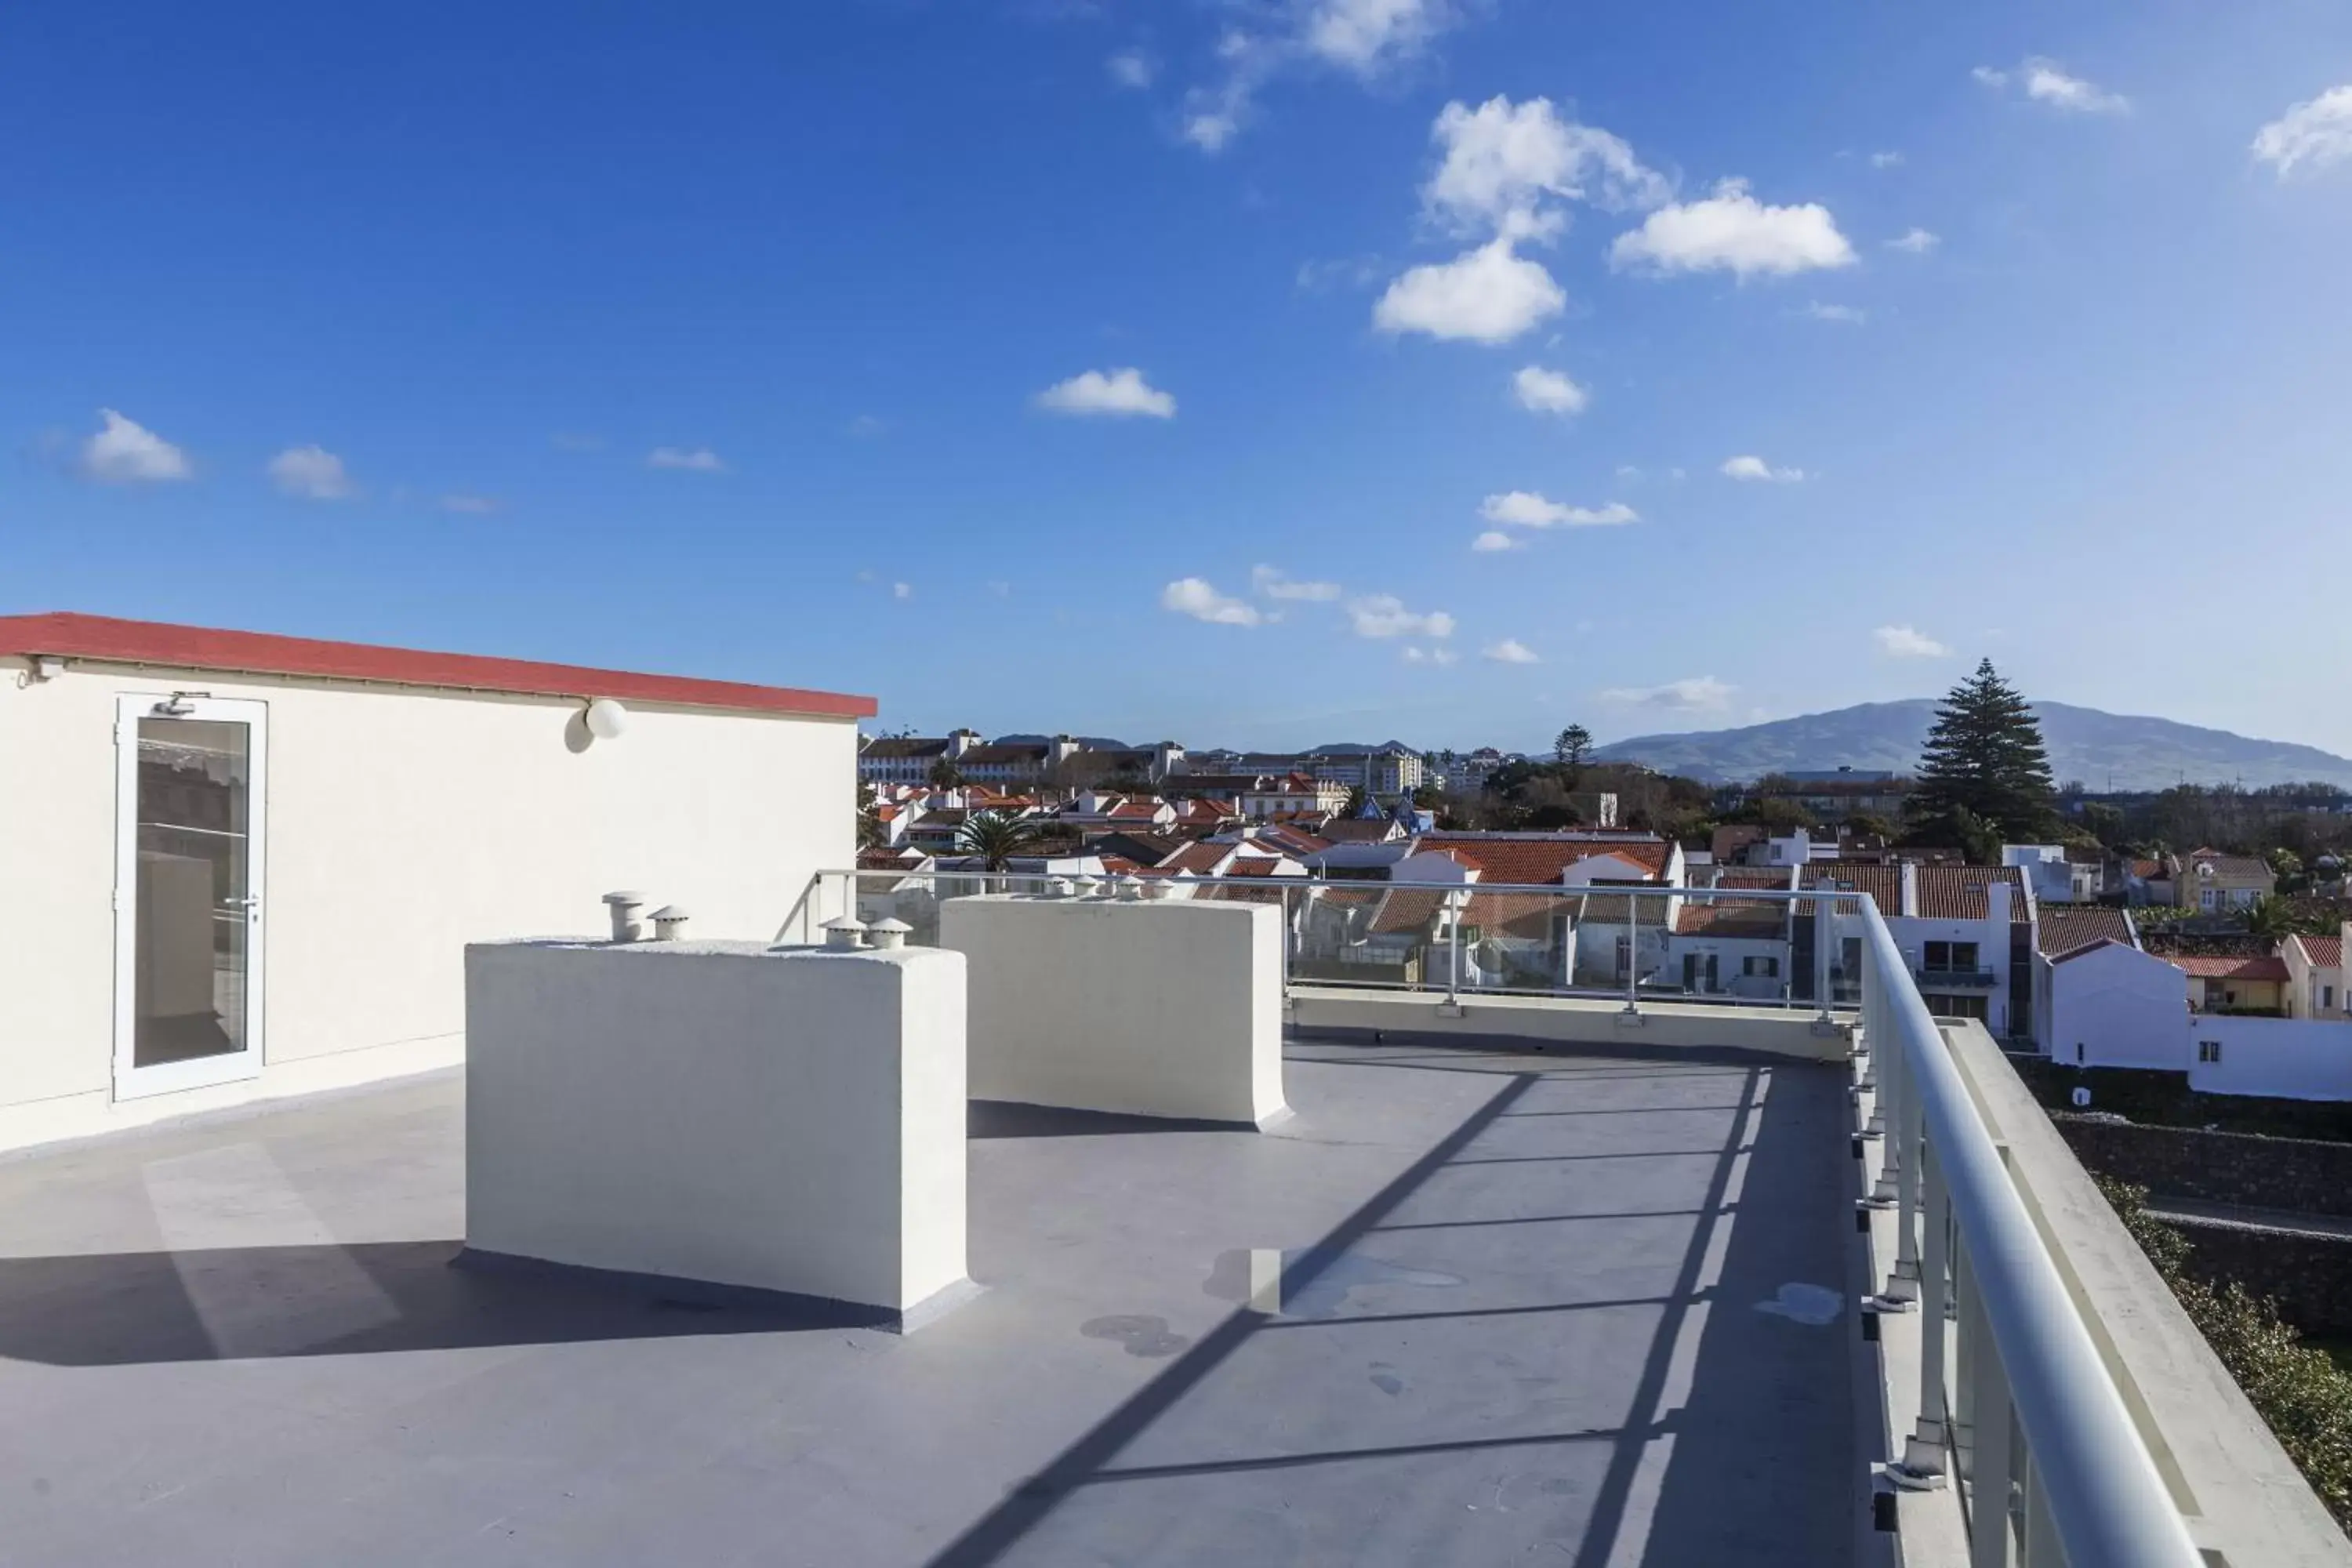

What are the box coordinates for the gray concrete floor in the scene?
[0,1037,1860,1567]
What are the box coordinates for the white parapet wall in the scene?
[463,937,971,1330]
[940,895,1288,1128]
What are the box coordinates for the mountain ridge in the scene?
[1588,700,2352,792]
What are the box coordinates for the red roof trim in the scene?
[0,612,876,719]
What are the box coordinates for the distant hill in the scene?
[1589,700,2352,792]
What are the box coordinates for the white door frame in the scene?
[113,693,270,1101]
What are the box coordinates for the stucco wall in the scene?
[2187,1014,2352,1101]
[0,658,853,1139]
[941,895,1287,1127]
[464,939,966,1318]
[2045,943,2192,1072]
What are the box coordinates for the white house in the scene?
[2285,927,2349,1021]
[0,612,866,1153]
[2003,844,2101,906]
[1804,862,2032,1036]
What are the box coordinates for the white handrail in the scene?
[1857,900,2201,1566]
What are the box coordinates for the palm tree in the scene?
[856,786,887,851]
[956,810,1044,871]
[927,755,966,789]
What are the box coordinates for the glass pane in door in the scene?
[134,718,251,1067]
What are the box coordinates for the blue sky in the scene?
[9,1,2352,755]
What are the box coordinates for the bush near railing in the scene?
[2097,1177,2352,1531]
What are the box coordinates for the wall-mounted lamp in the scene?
[151,693,199,717]
[583,698,629,741]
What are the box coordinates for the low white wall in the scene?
[2187,1014,2352,1102]
[0,658,853,1149]
[464,938,968,1325]
[941,895,1287,1127]
[1288,987,1849,1062]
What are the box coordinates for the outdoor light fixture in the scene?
[151,693,198,717]
[583,698,628,740]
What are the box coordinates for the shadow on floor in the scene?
[968,1101,1250,1139]
[925,1039,1862,1567]
[0,1240,866,1366]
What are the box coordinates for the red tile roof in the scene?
[1797,865,1901,916]
[1417,833,1671,885]
[2037,906,2136,959]
[1674,900,1789,938]
[0,611,876,718]
[2297,935,2345,968]
[1914,865,2027,921]
[2165,953,2291,982]
[1159,843,1232,876]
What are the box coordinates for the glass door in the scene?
[114,695,268,1098]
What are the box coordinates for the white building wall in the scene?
[2187,1015,2352,1101]
[2042,944,2191,1072]
[1883,912,2014,1035]
[0,660,854,1147]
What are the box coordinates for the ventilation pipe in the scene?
[603,891,648,943]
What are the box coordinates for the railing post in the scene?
[1893,1138,1951,1487]
[1446,888,1463,1011]
[1813,892,1834,1023]
[1969,1298,2017,1568]
[1620,892,1641,1022]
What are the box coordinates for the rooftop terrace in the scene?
[0,1035,1861,1568]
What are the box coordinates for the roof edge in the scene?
[0,612,877,720]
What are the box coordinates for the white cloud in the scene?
[1869,150,1904,169]
[1512,365,1589,415]
[1600,676,1734,711]
[1348,593,1454,639]
[1107,50,1154,89]
[267,444,355,500]
[1432,646,1460,665]
[1874,624,1951,658]
[1483,638,1540,664]
[648,445,726,472]
[1305,0,1448,74]
[1252,564,1343,601]
[1479,491,1638,528]
[1470,529,1519,552]
[893,582,913,601]
[1421,96,1667,240]
[440,493,499,515]
[1178,2,1457,154]
[848,414,887,437]
[1720,455,1803,483]
[1799,301,1867,325]
[1610,179,1856,279]
[2252,85,2352,180]
[1887,227,1940,254]
[1162,577,1264,626]
[1372,238,1565,343]
[79,409,191,484]
[1977,57,2129,114]
[1035,366,1177,418]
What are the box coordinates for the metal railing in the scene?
[783,866,2205,1563]
[787,869,1860,1013]
[1916,966,2002,989]
[1857,903,2201,1566]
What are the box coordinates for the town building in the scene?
[0,612,866,1150]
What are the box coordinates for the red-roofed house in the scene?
[2165,953,2292,1014]
[2286,925,2350,1021]
[0,612,872,1151]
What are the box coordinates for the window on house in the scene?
[2198,1040,2223,1064]
[2326,985,2338,1011]
[1742,955,1780,978]
[1922,942,1980,972]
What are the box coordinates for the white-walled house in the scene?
[2038,940,2193,1072]
[1805,863,2033,1037]
[0,612,868,1152]
[2285,928,2349,1021]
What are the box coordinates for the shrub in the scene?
[2096,1177,2352,1528]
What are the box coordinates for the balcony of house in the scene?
[1915,966,2002,990]
[0,876,2336,1566]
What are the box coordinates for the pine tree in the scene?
[1909,659,2057,848]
